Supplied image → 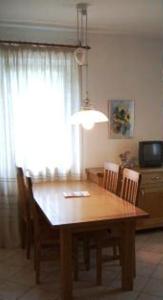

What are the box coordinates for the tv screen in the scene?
[139,141,163,167]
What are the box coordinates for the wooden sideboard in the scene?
[86,167,104,186]
[86,167,163,230]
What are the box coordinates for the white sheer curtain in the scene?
[0,44,81,247]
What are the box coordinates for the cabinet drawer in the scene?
[141,186,163,194]
[141,172,163,185]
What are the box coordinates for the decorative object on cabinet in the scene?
[119,151,137,169]
[108,100,134,138]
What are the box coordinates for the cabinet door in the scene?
[137,188,163,229]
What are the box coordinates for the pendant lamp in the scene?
[71,3,108,130]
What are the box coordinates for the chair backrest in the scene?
[120,168,141,206]
[25,174,42,237]
[25,174,33,199]
[16,166,30,220]
[103,162,120,194]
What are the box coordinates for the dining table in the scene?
[33,180,148,300]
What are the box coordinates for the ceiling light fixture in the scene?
[71,3,108,130]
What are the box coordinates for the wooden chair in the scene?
[96,167,141,285]
[103,161,120,193]
[119,168,142,277]
[120,168,141,206]
[94,162,120,284]
[75,162,121,282]
[25,175,81,284]
[103,162,120,255]
[25,175,60,284]
[16,167,33,259]
[75,162,121,283]
[74,163,120,279]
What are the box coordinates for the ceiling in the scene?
[0,0,163,37]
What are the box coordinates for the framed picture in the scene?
[108,100,134,139]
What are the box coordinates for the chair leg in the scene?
[119,242,122,266]
[26,222,32,259]
[113,244,118,259]
[73,237,79,281]
[35,244,40,284]
[96,239,102,285]
[83,237,90,271]
[33,238,37,271]
[19,217,26,249]
[133,243,136,278]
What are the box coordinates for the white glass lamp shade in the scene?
[74,47,86,66]
[71,109,108,130]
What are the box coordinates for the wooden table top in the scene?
[33,181,148,228]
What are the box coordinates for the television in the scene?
[139,141,163,168]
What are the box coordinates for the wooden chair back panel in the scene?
[25,175,54,238]
[25,176,40,237]
[103,162,120,194]
[16,167,30,220]
[120,168,141,206]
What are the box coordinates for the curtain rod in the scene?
[0,40,90,49]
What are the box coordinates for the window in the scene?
[0,45,81,180]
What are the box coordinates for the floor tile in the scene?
[8,265,36,287]
[140,241,163,254]
[136,261,157,277]
[110,275,149,292]
[0,280,30,300]
[0,230,163,299]
[151,263,163,279]
[136,250,163,265]
[143,278,163,297]
[0,262,25,281]
[20,286,60,300]
[75,288,139,300]
[137,293,163,300]
[0,248,19,262]
[135,232,153,251]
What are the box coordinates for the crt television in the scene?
[139,141,163,168]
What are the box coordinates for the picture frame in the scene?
[108,99,134,139]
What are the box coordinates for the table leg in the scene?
[121,220,135,290]
[60,227,73,300]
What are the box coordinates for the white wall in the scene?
[0,26,163,169]
[83,34,163,168]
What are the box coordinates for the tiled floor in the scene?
[1,229,163,299]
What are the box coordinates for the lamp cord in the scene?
[85,7,89,105]
[77,6,80,45]
[77,3,90,108]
